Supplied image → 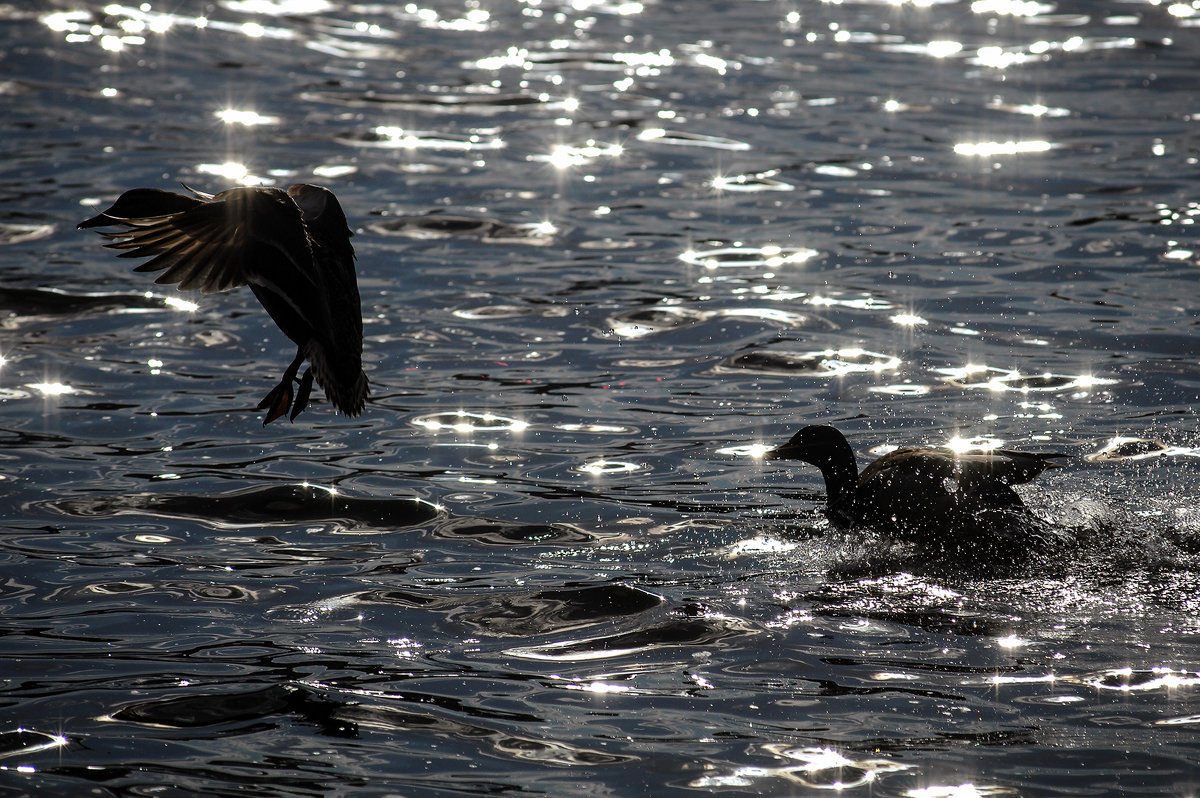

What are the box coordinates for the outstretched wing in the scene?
[956,450,1071,487]
[82,186,313,296]
[78,188,206,229]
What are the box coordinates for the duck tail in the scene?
[308,345,368,417]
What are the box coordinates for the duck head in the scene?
[763,424,852,467]
[764,424,859,526]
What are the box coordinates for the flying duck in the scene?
[764,424,1070,543]
[80,184,368,424]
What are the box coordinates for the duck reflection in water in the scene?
[765,425,1071,553]
[80,184,368,424]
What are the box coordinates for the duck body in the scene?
[80,184,368,423]
[765,424,1069,544]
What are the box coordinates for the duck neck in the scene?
[815,442,859,526]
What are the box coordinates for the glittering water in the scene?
[4,0,1200,794]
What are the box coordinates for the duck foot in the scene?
[290,368,314,422]
[257,380,294,425]
[256,350,305,425]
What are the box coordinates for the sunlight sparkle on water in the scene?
[944,435,1003,454]
[815,348,901,376]
[710,169,794,193]
[223,0,335,12]
[988,672,1057,686]
[937,365,1115,394]
[474,46,530,70]
[987,98,1071,118]
[680,245,819,270]
[162,295,199,312]
[955,140,1054,157]
[541,140,624,169]
[413,411,529,434]
[369,126,505,151]
[197,162,267,186]
[216,108,280,127]
[690,744,913,790]
[869,383,931,397]
[299,481,339,499]
[1083,667,1200,692]
[564,680,632,695]
[579,459,642,475]
[906,784,1000,798]
[718,443,775,459]
[890,312,927,326]
[28,383,75,397]
[971,0,1052,15]
[926,40,963,57]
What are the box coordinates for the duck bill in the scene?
[762,444,806,462]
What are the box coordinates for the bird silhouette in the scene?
[80,184,368,424]
[764,424,1070,547]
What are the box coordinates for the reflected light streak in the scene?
[1081,666,1200,692]
[196,161,268,186]
[163,295,199,312]
[313,165,356,178]
[710,169,794,193]
[636,128,752,151]
[579,459,641,475]
[222,0,336,12]
[474,46,531,70]
[869,384,931,397]
[368,126,505,151]
[906,784,999,798]
[216,108,280,126]
[299,481,339,499]
[28,382,75,397]
[556,423,634,434]
[719,443,775,459]
[970,0,1053,15]
[926,40,963,58]
[943,435,1003,454]
[562,680,632,695]
[938,366,1115,393]
[806,295,893,311]
[890,312,928,326]
[816,348,901,376]
[413,411,528,433]
[0,729,69,760]
[873,671,921,681]
[987,99,1071,118]
[988,672,1057,686]
[954,140,1055,157]
[541,140,624,169]
[680,245,819,270]
[691,744,913,790]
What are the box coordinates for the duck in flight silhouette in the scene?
[80,184,368,424]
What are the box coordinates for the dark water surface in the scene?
[4,0,1200,795]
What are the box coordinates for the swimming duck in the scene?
[80,184,368,424]
[764,424,1069,543]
